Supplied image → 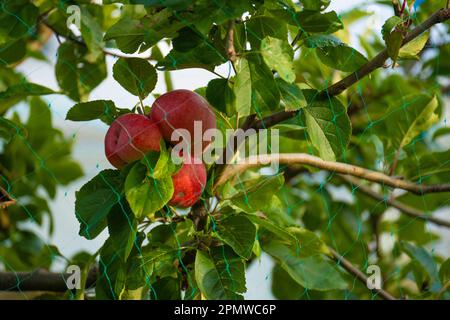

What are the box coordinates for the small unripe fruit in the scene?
[151,89,216,154]
[169,155,207,208]
[105,114,162,169]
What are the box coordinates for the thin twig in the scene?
[399,0,408,17]
[328,247,397,300]
[226,20,237,64]
[389,148,402,176]
[0,268,97,292]
[138,96,145,114]
[0,187,15,209]
[340,175,450,228]
[370,214,383,260]
[213,153,450,195]
[393,0,402,16]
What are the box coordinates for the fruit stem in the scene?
[138,96,145,114]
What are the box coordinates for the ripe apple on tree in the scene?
[169,154,207,208]
[151,89,217,155]
[104,113,162,169]
[104,89,216,208]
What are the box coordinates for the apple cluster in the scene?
[104,89,216,208]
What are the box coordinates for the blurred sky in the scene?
[9,1,449,299]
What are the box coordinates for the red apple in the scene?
[169,155,207,208]
[151,89,216,155]
[104,114,162,169]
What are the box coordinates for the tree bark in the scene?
[0,268,97,292]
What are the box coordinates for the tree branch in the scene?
[252,8,450,130]
[370,214,383,260]
[340,175,450,228]
[214,153,450,195]
[0,268,97,292]
[0,187,15,209]
[392,0,402,17]
[326,8,450,96]
[328,247,397,300]
[187,202,209,231]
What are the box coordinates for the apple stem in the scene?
[138,96,145,114]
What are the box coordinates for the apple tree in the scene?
[0,0,449,300]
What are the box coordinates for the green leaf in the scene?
[230,174,285,213]
[276,78,307,111]
[261,37,295,83]
[45,159,84,186]
[55,42,106,101]
[234,58,252,116]
[401,149,450,182]
[181,0,250,35]
[381,16,403,42]
[286,226,330,256]
[264,242,347,291]
[141,140,180,179]
[0,82,56,101]
[206,78,236,116]
[0,0,39,40]
[246,16,288,49]
[305,34,342,48]
[147,220,194,248]
[141,245,178,280]
[124,163,173,219]
[385,94,439,152]
[306,35,368,72]
[296,11,343,34]
[398,32,429,60]
[0,117,26,142]
[112,58,157,99]
[302,90,351,161]
[402,242,441,292]
[80,7,105,62]
[386,31,404,64]
[247,215,297,243]
[96,238,126,299]
[149,277,181,300]
[156,43,226,71]
[0,39,26,65]
[66,100,117,124]
[316,43,368,73]
[432,127,450,140]
[247,54,281,116]
[107,200,137,262]
[394,216,437,246]
[75,170,124,239]
[172,26,204,52]
[104,9,183,54]
[381,16,404,64]
[195,246,246,300]
[103,18,145,54]
[300,0,331,11]
[216,215,256,259]
[121,234,147,298]
[439,259,450,284]
[271,264,304,299]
